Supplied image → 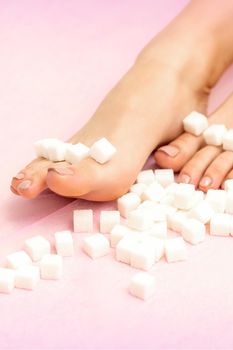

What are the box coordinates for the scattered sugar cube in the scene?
[224,179,233,191]
[90,138,116,164]
[100,210,120,234]
[15,266,40,290]
[116,235,139,264]
[210,213,231,236]
[183,111,208,136]
[6,251,32,269]
[55,230,74,257]
[129,272,156,300]
[40,254,63,280]
[0,268,15,294]
[181,218,206,245]
[82,233,110,259]
[203,124,227,146]
[24,235,51,262]
[138,201,167,222]
[136,170,155,185]
[225,191,233,214]
[173,183,195,210]
[148,221,167,239]
[65,143,90,164]
[130,183,147,197]
[127,209,154,231]
[117,192,141,218]
[159,194,175,206]
[110,224,133,248]
[154,169,174,187]
[206,189,226,213]
[73,209,93,233]
[187,200,214,224]
[141,182,165,202]
[130,241,157,271]
[223,129,233,151]
[165,182,179,195]
[167,211,188,233]
[165,237,187,263]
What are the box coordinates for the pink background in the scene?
[0,1,233,348]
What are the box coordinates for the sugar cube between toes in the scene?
[82,233,110,259]
[203,124,227,146]
[165,237,187,263]
[40,254,63,280]
[129,272,156,300]
[34,138,60,159]
[65,143,90,164]
[183,111,208,136]
[24,235,51,262]
[0,268,15,294]
[73,209,93,233]
[55,230,74,256]
[100,210,120,234]
[117,192,141,218]
[90,138,116,164]
[15,266,40,290]
[6,251,32,269]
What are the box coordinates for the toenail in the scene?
[157,145,179,157]
[48,167,74,176]
[179,174,190,184]
[17,180,32,191]
[14,172,25,180]
[199,176,212,187]
[10,185,18,195]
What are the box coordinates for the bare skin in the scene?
[11,0,233,201]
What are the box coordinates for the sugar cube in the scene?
[40,254,63,280]
[100,210,120,234]
[203,124,227,146]
[117,192,141,218]
[148,221,167,239]
[165,237,187,263]
[65,142,90,164]
[136,170,155,185]
[82,233,110,259]
[154,169,174,187]
[90,138,116,164]
[129,272,156,300]
[209,213,231,236]
[34,138,60,159]
[225,191,233,214]
[24,235,51,262]
[167,211,188,233]
[55,230,74,257]
[0,268,15,294]
[187,200,213,224]
[223,129,233,151]
[73,209,93,233]
[181,218,206,245]
[46,140,69,161]
[130,183,147,197]
[138,201,167,222]
[224,179,233,191]
[141,182,165,202]
[173,183,195,210]
[116,235,139,264]
[130,242,157,271]
[206,189,226,213]
[6,251,32,269]
[183,111,208,136]
[15,266,40,290]
[110,224,133,248]
[127,209,154,231]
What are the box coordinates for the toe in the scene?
[154,132,205,172]
[198,151,233,191]
[11,158,52,199]
[177,145,222,187]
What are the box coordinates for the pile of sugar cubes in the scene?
[1,111,233,300]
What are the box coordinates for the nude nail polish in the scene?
[179,174,191,184]
[48,167,74,175]
[14,173,25,180]
[200,176,212,187]
[17,180,32,191]
[157,145,179,157]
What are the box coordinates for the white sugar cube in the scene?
[130,241,157,271]
[0,268,15,294]
[183,111,208,136]
[110,224,133,248]
[206,189,226,213]
[73,209,93,233]
[129,272,156,300]
[90,138,116,164]
[223,129,233,151]
[148,221,167,239]
[154,169,174,187]
[136,170,155,185]
[24,235,51,262]
[138,201,166,222]
[65,142,90,164]
[82,233,110,259]
[127,209,154,231]
[141,182,165,202]
[187,200,214,224]
[165,182,179,195]
[6,251,32,269]
[173,183,195,210]
[225,191,233,214]
[165,237,187,263]
[167,211,188,233]
[130,183,147,197]
[159,194,175,206]
[55,230,74,257]
[181,218,206,245]
[224,179,233,191]
[203,124,227,146]
[210,213,231,236]
[117,192,141,218]
[116,235,138,264]
[46,140,69,161]
[40,254,63,280]
[15,266,40,290]
[100,210,120,234]
[34,138,60,159]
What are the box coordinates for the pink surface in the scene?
[1,1,233,349]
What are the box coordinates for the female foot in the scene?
[154,92,233,191]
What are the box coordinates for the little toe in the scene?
[154,132,205,172]
[198,151,233,191]
[177,145,222,187]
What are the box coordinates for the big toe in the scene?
[154,132,205,172]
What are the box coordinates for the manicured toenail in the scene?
[179,174,190,184]
[48,167,74,175]
[200,176,212,187]
[157,145,179,157]
[14,173,25,180]
[10,185,18,195]
[17,180,32,191]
